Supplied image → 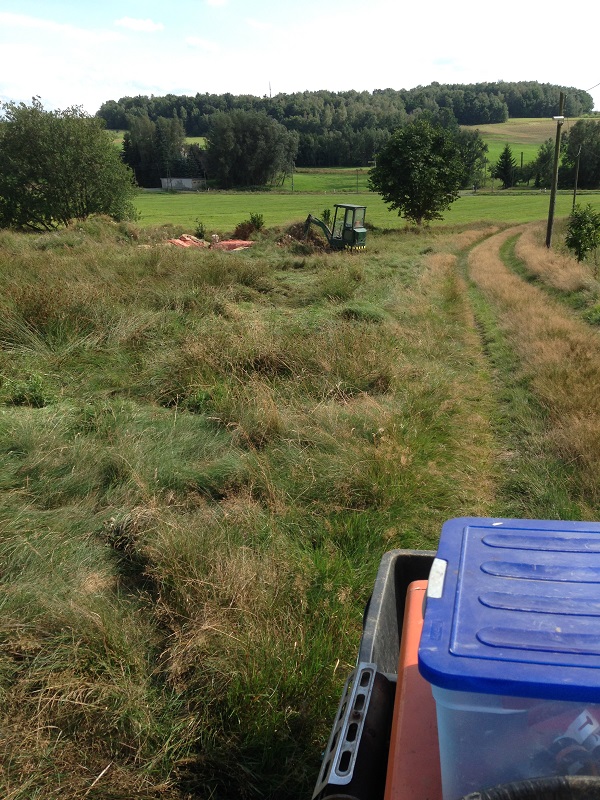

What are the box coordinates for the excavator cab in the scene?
[331,204,367,250]
[304,204,367,250]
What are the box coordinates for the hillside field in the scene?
[466,116,566,164]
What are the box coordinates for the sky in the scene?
[1,0,599,116]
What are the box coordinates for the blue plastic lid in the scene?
[418,517,600,702]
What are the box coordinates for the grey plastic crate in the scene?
[312,549,435,800]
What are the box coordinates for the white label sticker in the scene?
[427,558,447,599]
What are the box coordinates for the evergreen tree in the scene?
[494,144,517,188]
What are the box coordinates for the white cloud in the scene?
[0,11,122,43]
[186,36,220,53]
[0,11,66,32]
[246,18,273,31]
[115,17,164,33]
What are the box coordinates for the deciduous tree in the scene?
[205,111,298,188]
[0,98,137,231]
[562,120,600,189]
[368,117,464,225]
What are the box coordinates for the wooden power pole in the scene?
[545,92,565,249]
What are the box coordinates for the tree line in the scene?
[2,98,600,235]
[98,81,594,169]
[119,104,489,191]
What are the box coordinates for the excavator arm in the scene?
[304,214,332,245]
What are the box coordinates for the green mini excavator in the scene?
[304,203,367,250]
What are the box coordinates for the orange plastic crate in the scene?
[384,581,442,800]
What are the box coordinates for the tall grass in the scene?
[2,215,600,798]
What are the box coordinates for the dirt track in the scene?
[466,222,600,508]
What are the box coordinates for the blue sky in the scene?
[1,1,599,115]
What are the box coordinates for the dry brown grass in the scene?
[469,225,600,500]
[437,226,500,253]
[469,119,562,142]
[515,222,597,293]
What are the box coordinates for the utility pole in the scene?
[573,145,582,211]
[545,91,565,249]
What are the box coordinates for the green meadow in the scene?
[134,188,600,235]
[129,114,599,233]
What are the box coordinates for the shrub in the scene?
[194,218,206,240]
[249,212,264,231]
[565,204,600,262]
[231,213,265,240]
[231,220,255,240]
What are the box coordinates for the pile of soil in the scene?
[279,222,329,250]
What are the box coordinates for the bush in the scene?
[249,212,264,231]
[0,99,138,231]
[194,218,206,239]
[232,213,265,240]
[565,204,600,262]
[231,220,255,240]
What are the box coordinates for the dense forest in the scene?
[97,81,594,166]
[97,81,595,172]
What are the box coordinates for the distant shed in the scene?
[160,177,206,191]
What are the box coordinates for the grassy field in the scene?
[2,210,600,798]
[3,113,600,799]
[125,116,600,234]
[134,188,600,236]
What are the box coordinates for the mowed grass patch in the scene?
[465,117,577,165]
[134,188,600,234]
[279,167,371,193]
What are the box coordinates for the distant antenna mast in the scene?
[269,82,272,100]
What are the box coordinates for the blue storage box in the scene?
[418,517,600,800]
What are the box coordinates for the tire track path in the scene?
[468,224,600,509]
